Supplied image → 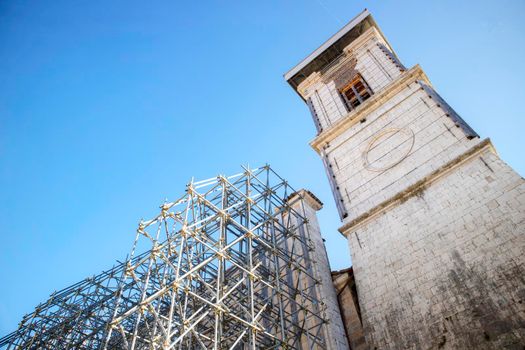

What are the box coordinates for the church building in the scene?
[286,9,525,349]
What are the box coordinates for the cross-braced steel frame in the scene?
[0,165,329,349]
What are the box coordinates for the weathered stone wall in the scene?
[321,69,481,223]
[347,145,525,349]
[287,190,350,349]
[290,12,525,349]
[332,268,368,350]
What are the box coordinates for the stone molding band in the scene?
[310,64,430,153]
[339,138,495,236]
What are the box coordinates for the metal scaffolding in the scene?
[0,165,329,349]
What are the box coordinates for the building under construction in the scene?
[0,166,347,349]
[2,9,525,350]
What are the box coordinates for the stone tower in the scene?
[285,9,525,349]
[287,190,350,349]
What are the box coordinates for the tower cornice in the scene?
[338,138,496,236]
[309,64,431,153]
[287,189,324,211]
[296,26,394,99]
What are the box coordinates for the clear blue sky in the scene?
[1,0,524,336]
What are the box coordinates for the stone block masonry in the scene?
[346,141,525,349]
[286,9,525,349]
[332,267,368,350]
[287,190,350,350]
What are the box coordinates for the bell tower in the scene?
[286,9,525,349]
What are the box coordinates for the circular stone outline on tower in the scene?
[363,127,415,172]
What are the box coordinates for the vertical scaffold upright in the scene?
[0,165,329,349]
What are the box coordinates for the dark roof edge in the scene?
[284,9,370,82]
[284,9,399,96]
[331,266,354,276]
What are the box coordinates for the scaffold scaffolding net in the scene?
[0,165,329,349]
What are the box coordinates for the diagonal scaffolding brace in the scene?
[0,165,330,349]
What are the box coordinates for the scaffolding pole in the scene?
[0,165,329,350]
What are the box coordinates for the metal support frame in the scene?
[0,165,329,350]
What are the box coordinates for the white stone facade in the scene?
[348,142,525,349]
[287,190,350,349]
[287,11,525,349]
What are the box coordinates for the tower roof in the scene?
[284,9,395,94]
